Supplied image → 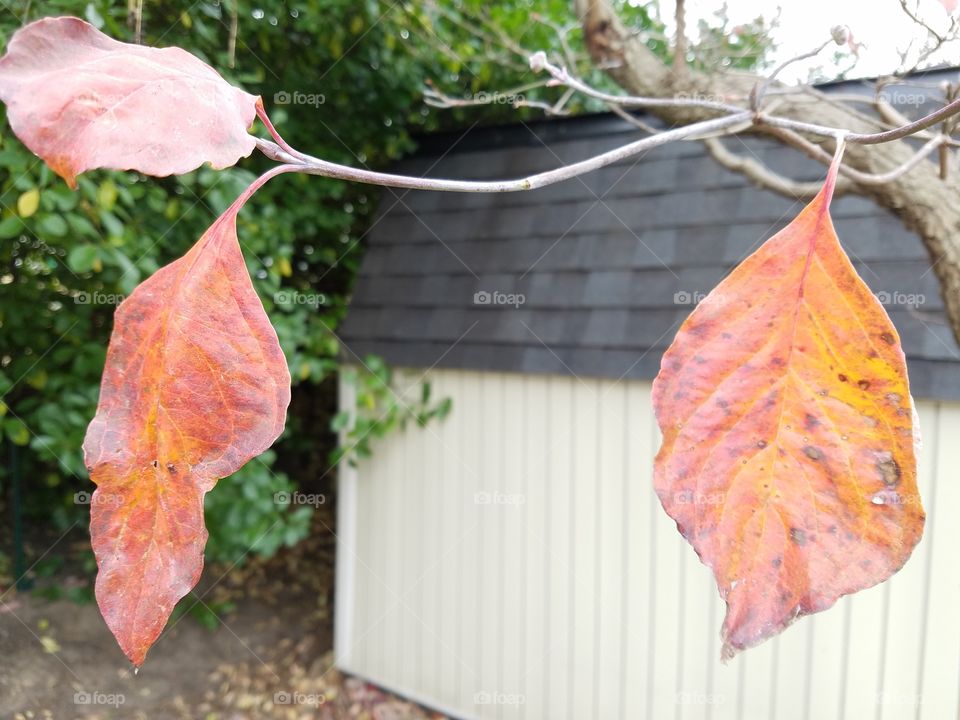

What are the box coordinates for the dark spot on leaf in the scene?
[771,556,782,568]
[803,446,823,461]
[876,453,901,487]
[857,380,871,390]
[757,439,768,448]
[167,463,177,474]
[838,373,848,382]
[717,399,729,408]
[880,332,895,345]
[790,528,807,546]
[151,460,158,468]
[804,413,820,430]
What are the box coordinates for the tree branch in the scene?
[674,0,687,78]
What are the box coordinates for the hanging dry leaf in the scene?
[83,177,291,667]
[653,150,924,657]
[0,17,259,188]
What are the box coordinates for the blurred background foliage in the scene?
[0,0,772,579]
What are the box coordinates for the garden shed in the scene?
[334,81,960,719]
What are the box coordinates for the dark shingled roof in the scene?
[340,74,960,401]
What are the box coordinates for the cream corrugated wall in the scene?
[335,368,960,720]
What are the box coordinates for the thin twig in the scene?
[756,94,960,144]
[768,127,945,184]
[752,37,833,108]
[255,112,754,192]
[227,0,239,69]
[703,136,853,198]
[530,52,744,114]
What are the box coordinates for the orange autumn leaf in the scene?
[653,150,924,658]
[0,17,259,188]
[82,173,292,667]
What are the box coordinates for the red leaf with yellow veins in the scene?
[653,149,924,658]
[82,170,292,667]
[0,17,259,188]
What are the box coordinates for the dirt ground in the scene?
[0,504,447,720]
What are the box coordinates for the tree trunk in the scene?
[575,0,960,346]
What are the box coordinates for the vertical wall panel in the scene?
[419,371,441,699]
[805,594,849,719]
[571,379,600,720]
[596,383,626,720]
[545,375,573,720]
[434,370,462,711]
[400,371,423,692]
[477,375,503,719]
[650,418,683,720]
[501,373,526,720]
[337,369,960,720]
[459,373,482,713]
[677,550,715,720]
[623,382,655,719]
[521,376,549,720]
